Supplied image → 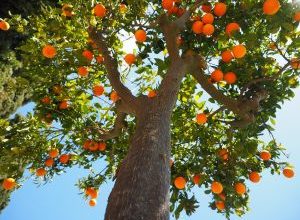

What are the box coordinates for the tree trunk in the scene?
[105,103,172,220]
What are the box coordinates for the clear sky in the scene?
[1,87,299,220]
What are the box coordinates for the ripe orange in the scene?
[294,12,300,22]
[260,150,271,161]
[59,154,70,164]
[218,148,229,161]
[110,91,120,102]
[93,85,104,96]
[162,0,174,10]
[211,181,223,194]
[283,167,294,178]
[147,90,157,98]
[225,22,240,36]
[0,20,10,31]
[263,0,280,15]
[221,50,233,63]
[202,4,212,13]
[211,69,224,82]
[214,2,227,17]
[202,13,214,24]
[36,168,47,177]
[196,113,207,125]
[96,55,104,63]
[235,182,246,195]
[49,148,59,158]
[224,72,237,84]
[86,187,99,199]
[62,4,74,17]
[124,54,136,65]
[89,199,97,207]
[215,201,225,210]
[2,178,16,190]
[82,50,93,61]
[78,66,88,77]
[45,158,54,167]
[249,171,261,183]
[192,21,203,34]
[232,45,246,59]
[202,24,215,36]
[89,141,99,151]
[41,96,51,104]
[193,174,201,185]
[174,176,186,190]
[94,4,106,18]
[291,58,300,69]
[135,29,147,43]
[59,100,69,110]
[119,4,127,13]
[42,45,56,58]
[218,193,226,201]
[98,142,106,151]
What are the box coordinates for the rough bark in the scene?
[105,101,173,220]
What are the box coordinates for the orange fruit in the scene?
[215,201,225,210]
[162,0,174,10]
[89,199,97,207]
[232,45,246,59]
[211,69,223,82]
[235,182,246,195]
[53,85,62,95]
[41,96,51,104]
[225,22,240,36]
[224,72,237,84]
[78,66,88,77]
[94,4,106,18]
[196,113,207,125]
[249,171,261,183]
[59,154,70,164]
[193,174,201,185]
[36,168,47,177]
[59,100,69,110]
[214,2,227,17]
[124,54,136,65]
[218,193,226,201]
[82,50,93,61]
[119,4,127,13]
[211,181,223,194]
[135,29,147,43]
[96,55,104,63]
[202,24,215,36]
[283,167,294,178]
[176,8,185,17]
[218,148,229,161]
[263,0,280,15]
[202,13,214,24]
[98,142,106,151]
[45,158,54,167]
[291,58,300,69]
[202,4,212,13]
[2,178,16,190]
[86,187,99,199]
[49,148,59,158]
[147,90,157,98]
[221,50,233,63]
[93,85,104,96]
[89,141,99,151]
[83,140,92,150]
[0,20,10,31]
[294,12,300,22]
[42,45,56,58]
[192,21,203,34]
[174,176,186,190]
[62,4,74,17]
[260,150,271,161]
[110,91,120,102]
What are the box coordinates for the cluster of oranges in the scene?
[35,148,71,177]
[85,187,99,207]
[83,140,107,152]
[0,20,10,31]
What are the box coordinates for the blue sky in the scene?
[1,88,299,220]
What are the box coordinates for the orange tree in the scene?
[0,0,299,219]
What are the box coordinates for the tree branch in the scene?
[88,27,137,107]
